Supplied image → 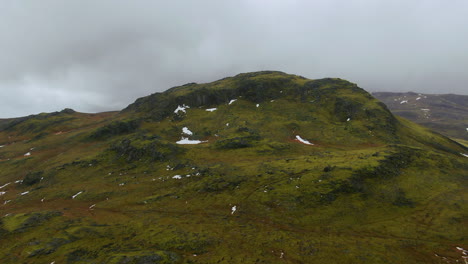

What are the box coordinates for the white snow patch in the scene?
[20,191,29,196]
[119,183,125,186]
[461,153,468,158]
[226,123,229,127]
[174,104,190,114]
[231,205,237,214]
[347,118,351,122]
[24,152,31,156]
[256,104,259,108]
[89,204,96,209]
[295,135,313,145]
[400,100,408,104]
[0,183,10,189]
[72,191,83,199]
[206,108,217,112]
[182,127,193,135]
[4,200,11,205]
[416,97,421,100]
[0,192,5,196]
[176,137,206,145]
[0,145,4,148]
[421,108,430,111]
[228,99,237,105]
[456,247,468,255]
[15,180,23,184]
[172,175,182,179]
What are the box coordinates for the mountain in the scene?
[0,71,467,263]
[373,92,468,141]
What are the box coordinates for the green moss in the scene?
[89,119,140,140]
[0,71,466,263]
[2,211,62,232]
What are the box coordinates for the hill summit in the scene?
[0,71,467,263]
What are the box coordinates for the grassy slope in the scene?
[0,72,467,263]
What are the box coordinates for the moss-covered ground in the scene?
[0,72,466,263]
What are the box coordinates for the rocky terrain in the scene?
[373,92,468,141]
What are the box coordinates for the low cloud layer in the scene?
[1,0,467,117]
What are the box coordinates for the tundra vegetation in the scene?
[0,71,467,263]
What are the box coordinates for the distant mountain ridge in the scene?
[372,92,468,140]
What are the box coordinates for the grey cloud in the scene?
[1,0,467,117]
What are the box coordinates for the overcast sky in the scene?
[1,0,467,117]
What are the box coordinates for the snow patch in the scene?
[15,180,23,184]
[231,205,237,214]
[461,153,468,158]
[347,118,351,122]
[206,108,217,112]
[228,99,237,105]
[172,175,182,179]
[0,192,5,196]
[72,191,83,199]
[456,247,468,263]
[4,200,11,205]
[174,104,190,114]
[456,247,468,255]
[421,108,430,111]
[20,191,29,196]
[89,204,96,209]
[295,135,314,145]
[416,97,421,100]
[24,152,31,156]
[226,123,229,127]
[400,100,408,104]
[256,104,259,108]
[182,127,193,135]
[0,145,4,148]
[0,183,10,189]
[176,137,206,145]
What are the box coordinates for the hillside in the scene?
[0,71,467,263]
[373,92,468,141]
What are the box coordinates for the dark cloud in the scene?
[1,0,467,117]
